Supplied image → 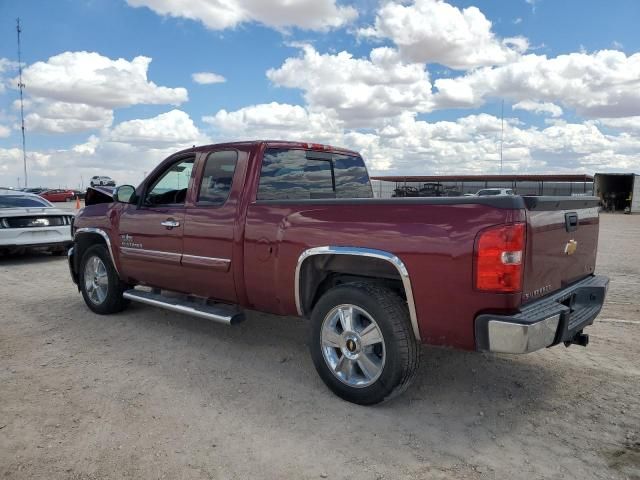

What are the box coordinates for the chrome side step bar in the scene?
[123,289,244,325]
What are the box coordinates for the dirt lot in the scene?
[1,214,638,479]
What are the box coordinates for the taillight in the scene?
[475,223,526,293]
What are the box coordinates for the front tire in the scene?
[79,244,129,314]
[309,283,420,405]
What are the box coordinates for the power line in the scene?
[17,18,28,188]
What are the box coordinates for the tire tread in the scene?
[79,244,129,315]
[310,282,420,405]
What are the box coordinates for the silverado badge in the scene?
[120,234,143,249]
[564,239,578,256]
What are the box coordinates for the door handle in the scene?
[161,219,180,229]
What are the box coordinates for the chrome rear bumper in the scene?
[475,275,609,354]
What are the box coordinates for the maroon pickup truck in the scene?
[68,141,609,405]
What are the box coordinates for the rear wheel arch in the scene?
[295,247,421,341]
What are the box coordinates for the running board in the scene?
[123,289,244,325]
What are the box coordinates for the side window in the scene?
[145,157,195,206]
[197,150,238,205]
[333,154,374,198]
[257,148,373,201]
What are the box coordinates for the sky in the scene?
[0,0,639,188]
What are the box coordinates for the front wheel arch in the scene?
[73,229,120,279]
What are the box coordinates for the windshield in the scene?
[0,196,51,208]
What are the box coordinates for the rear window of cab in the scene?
[257,148,373,201]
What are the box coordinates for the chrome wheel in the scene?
[320,304,386,388]
[83,255,109,305]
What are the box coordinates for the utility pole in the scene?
[500,99,504,175]
[16,18,28,187]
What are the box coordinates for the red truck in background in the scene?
[68,141,609,405]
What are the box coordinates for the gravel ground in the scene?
[0,213,638,480]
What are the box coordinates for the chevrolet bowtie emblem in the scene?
[564,239,578,255]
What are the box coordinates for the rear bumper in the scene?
[475,275,609,354]
[0,226,72,247]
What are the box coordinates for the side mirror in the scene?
[114,185,136,204]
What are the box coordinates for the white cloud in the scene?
[0,147,51,180]
[596,116,640,133]
[19,51,187,109]
[359,0,528,69]
[267,45,433,127]
[434,50,640,118]
[204,102,344,144]
[24,101,114,133]
[0,124,10,138]
[513,100,563,117]
[125,0,357,31]
[372,114,640,174]
[0,110,208,187]
[192,71,226,84]
[9,52,188,134]
[3,108,640,189]
[0,58,18,94]
[200,101,640,176]
[108,109,207,147]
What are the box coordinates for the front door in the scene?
[118,155,195,291]
[180,149,242,303]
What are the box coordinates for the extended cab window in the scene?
[145,157,194,205]
[257,148,373,201]
[197,151,238,205]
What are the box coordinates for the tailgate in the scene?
[521,196,601,304]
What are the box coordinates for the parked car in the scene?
[68,141,608,405]
[90,176,116,187]
[39,189,76,202]
[72,190,86,200]
[0,188,74,255]
[23,187,46,194]
[475,188,515,196]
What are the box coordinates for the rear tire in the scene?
[79,244,129,314]
[309,283,420,405]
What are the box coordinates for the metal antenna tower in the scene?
[500,99,504,175]
[17,18,28,187]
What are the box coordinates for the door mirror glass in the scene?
[114,185,136,204]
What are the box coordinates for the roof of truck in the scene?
[178,140,360,157]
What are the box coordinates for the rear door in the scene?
[244,147,373,313]
[180,149,244,303]
[521,197,601,303]
[118,154,195,290]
